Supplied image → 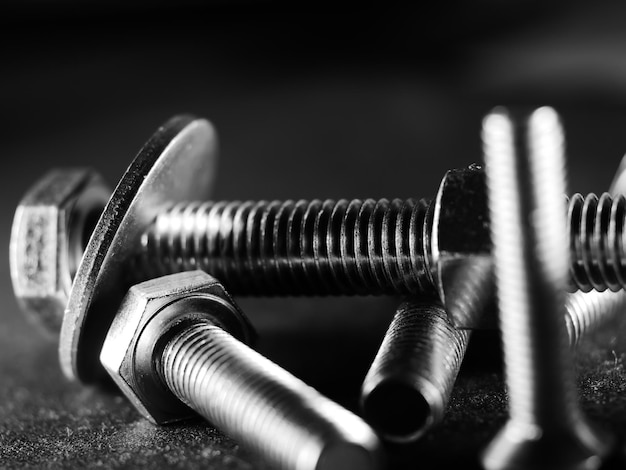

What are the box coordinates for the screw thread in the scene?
[138,198,435,296]
[565,289,626,348]
[159,320,382,470]
[360,300,470,443]
[568,192,626,292]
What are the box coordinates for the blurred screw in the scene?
[101,271,383,470]
[12,115,626,382]
[481,107,611,469]
[358,288,626,444]
[361,126,626,444]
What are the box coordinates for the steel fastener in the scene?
[481,107,611,469]
[10,113,626,383]
[100,270,382,470]
[360,299,470,443]
[358,150,626,443]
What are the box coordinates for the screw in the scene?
[137,180,626,294]
[481,107,611,469]
[358,151,626,444]
[360,299,470,444]
[10,114,625,381]
[100,270,383,470]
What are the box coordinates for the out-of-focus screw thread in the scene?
[139,199,435,296]
[159,320,381,470]
[482,107,609,469]
[568,192,626,292]
[360,300,470,443]
[485,107,577,429]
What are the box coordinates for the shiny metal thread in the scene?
[139,198,435,296]
[159,320,382,470]
[568,192,626,292]
[360,300,470,443]
[139,194,626,299]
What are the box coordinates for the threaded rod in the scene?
[159,320,382,470]
[139,198,435,296]
[138,193,626,298]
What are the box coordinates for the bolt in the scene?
[481,107,611,469]
[358,151,626,444]
[10,113,626,382]
[100,270,383,470]
[360,299,470,444]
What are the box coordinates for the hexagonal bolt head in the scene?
[430,164,496,329]
[10,169,110,334]
[101,271,383,470]
[100,270,254,424]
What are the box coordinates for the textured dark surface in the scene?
[4,3,626,469]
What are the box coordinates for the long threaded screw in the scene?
[136,191,626,299]
[481,107,610,469]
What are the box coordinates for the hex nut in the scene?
[431,164,497,328]
[100,270,255,424]
[10,169,111,334]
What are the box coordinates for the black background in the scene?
[3,2,626,468]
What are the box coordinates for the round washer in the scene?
[59,115,218,383]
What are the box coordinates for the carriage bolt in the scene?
[100,270,383,470]
[481,107,611,469]
[359,150,626,444]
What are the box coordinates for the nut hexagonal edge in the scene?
[10,169,111,334]
[100,270,255,424]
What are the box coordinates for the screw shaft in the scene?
[138,193,626,298]
[159,319,382,470]
[139,198,435,296]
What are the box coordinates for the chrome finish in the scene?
[100,271,382,470]
[481,107,610,470]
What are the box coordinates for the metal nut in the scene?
[100,271,254,424]
[10,169,110,333]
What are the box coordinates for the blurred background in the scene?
[3,2,626,468]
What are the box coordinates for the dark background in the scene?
[3,2,626,468]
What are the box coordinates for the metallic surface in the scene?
[136,197,436,296]
[481,107,610,469]
[100,271,253,423]
[360,300,470,443]
[359,155,626,444]
[12,111,626,385]
[101,271,383,470]
[569,192,626,292]
[60,115,218,383]
[9,170,111,334]
[136,168,626,328]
